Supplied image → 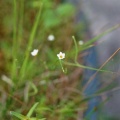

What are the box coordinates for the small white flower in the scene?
[78,40,84,45]
[48,34,55,41]
[57,52,65,60]
[31,49,38,56]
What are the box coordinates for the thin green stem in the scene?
[18,0,24,45]
[72,36,78,63]
[59,60,65,73]
[64,61,116,73]
[19,3,43,83]
[11,0,17,83]
[80,24,120,51]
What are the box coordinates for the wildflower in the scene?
[78,40,84,45]
[48,34,55,41]
[57,52,65,60]
[31,49,38,56]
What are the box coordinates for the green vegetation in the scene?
[0,0,120,120]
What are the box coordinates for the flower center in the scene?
[60,55,63,58]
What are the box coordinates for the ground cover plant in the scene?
[0,0,120,120]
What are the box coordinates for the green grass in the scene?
[0,0,120,120]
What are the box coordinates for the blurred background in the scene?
[0,0,120,120]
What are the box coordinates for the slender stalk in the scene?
[72,36,78,63]
[59,60,65,73]
[80,24,120,51]
[82,48,120,92]
[18,0,24,45]
[11,0,17,83]
[19,3,43,83]
[64,61,116,73]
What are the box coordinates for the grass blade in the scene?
[27,102,39,117]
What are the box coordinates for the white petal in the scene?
[57,54,60,57]
[57,52,65,59]
[78,40,84,45]
[48,35,55,41]
[34,49,38,52]
[31,49,38,56]
[59,52,62,54]
[62,53,65,57]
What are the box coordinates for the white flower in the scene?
[57,52,65,59]
[31,49,38,56]
[78,40,84,45]
[48,34,55,41]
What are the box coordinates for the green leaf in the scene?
[10,111,26,119]
[43,10,61,28]
[56,4,75,17]
[27,102,39,117]
[29,117,46,120]
[64,62,113,73]
[80,24,120,51]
